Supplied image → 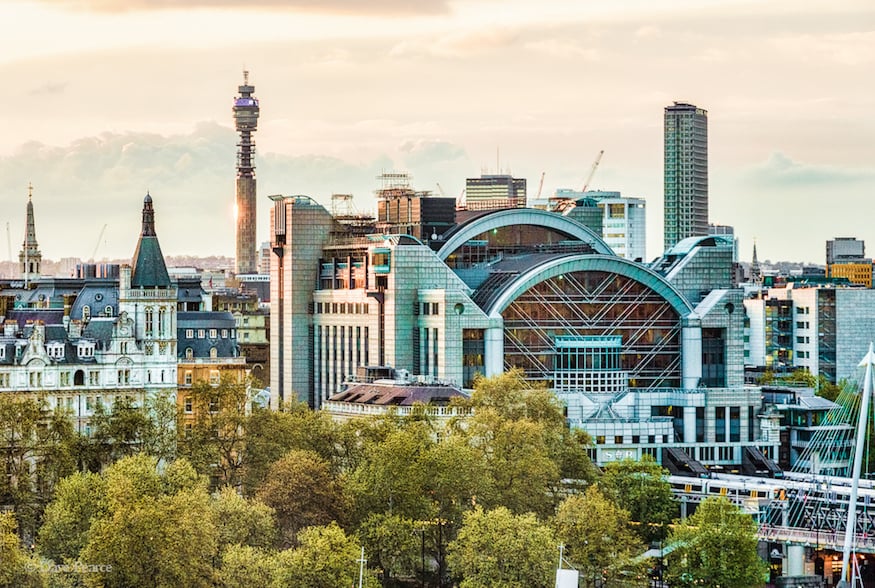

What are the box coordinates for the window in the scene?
[117,369,131,385]
[0,374,8,387]
[209,347,218,359]
[145,308,154,337]
[186,329,194,338]
[184,371,193,385]
[184,396,192,413]
[60,372,70,387]
[198,329,205,339]
[221,329,228,338]
[209,329,217,338]
[185,347,194,359]
[29,372,42,387]
[89,371,99,385]
[209,370,220,385]
[105,305,113,317]
[82,306,90,321]
[432,302,439,315]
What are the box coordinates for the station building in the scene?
[270,195,779,469]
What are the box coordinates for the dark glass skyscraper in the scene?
[664,102,708,251]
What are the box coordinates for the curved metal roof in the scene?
[477,254,695,318]
[665,234,734,256]
[436,208,613,261]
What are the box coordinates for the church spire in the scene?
[751,239,762,283]
[19,182,42,283]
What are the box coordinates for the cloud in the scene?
[32,0,450,15]
[399,140,467,166]
[28,81,68,96]
[745,152,875,187]
[391,28,521,58]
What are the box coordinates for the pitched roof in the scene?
[131,194,171,288]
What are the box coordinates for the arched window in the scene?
[209,347,218,359]
[74,369,85,386]
[82,306,90,321]
[185,347,194,359]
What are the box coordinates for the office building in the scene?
[826,237,872,287]
[464,174,526,212]
[271,198,781,470]
[557,189,646,262]
[664,102,708,250]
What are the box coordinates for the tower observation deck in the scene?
[234,70,260,275]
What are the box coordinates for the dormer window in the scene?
[82,306,90,321]
[77,341,95,358]
[105,305,113,317]
[47,343,65,359]
[185,347,194,359]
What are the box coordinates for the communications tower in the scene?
[233,70,260,275]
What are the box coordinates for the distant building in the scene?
[664,102,708,250]
[464,174,526,212]
[826,237,872,287]
[375,173,455,242]
[558,189,646,261]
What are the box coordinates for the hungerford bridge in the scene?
[665,345,875,586]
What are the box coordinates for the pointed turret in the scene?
[19,182,42,283]
[750,240,762,283]
[130,192,171,288]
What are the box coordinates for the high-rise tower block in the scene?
[234,70,260,275]
[664,102,708,251]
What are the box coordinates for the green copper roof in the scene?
[131,193,171,288]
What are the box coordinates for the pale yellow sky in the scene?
[0,0,873,264]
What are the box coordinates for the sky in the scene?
[0,0,873,265]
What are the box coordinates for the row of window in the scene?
[182,370,221,388]
[0,367,173,389]
[421,302,440,316]
[315,302,370,315]
[183,328,233,339]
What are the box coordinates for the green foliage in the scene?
[554,486,647,586]
[178,376,250,489]
[0,512,45,588]
[358,513,419,584]
[256,449,345,548]
[273,522,376,588]
[38,472,107,563]
[211,486,277,554]
[664,497,767,588]
[447,506,556,588]
[218,545,279,588]
[599,456,676,543]
[0,395,77,540]
[78,457,216,588]
[452,370,594,517]
[243,402,345,493]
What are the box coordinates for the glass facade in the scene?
[445,225,596,269]
[501,270,682,389]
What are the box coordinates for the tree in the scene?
[664,497,767,588]
[358,513,419,586]
[178,376,250,489]
[599,456,676,543]
[78,456,219,588]
[0,396,76,541]
[554,486,647,587]
[0,512,45,588]
[243,402,345,493]
[211,486,277,554]
[451,370,595,517]
[218,545,278,588]
[80,394,154,470]
[273,522,377,588]
[256,449,345,548]
[447,506,556,588]
[37,471,107,563]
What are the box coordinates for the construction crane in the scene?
[436,183,447,197]
[91,224,108,262]
[580,149,604,192]
[535,172,546,201]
